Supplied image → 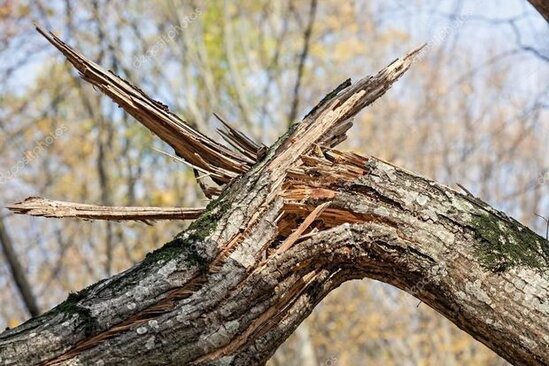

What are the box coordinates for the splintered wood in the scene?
[35,26,251,187]
[284,149,368,193]
[276,202,331,254]
[267,45,423,181]
[7,197,205,223]
[214,113,267,161]
[8,33,421,228]
[8,26,268,222]
[274,149,371,247]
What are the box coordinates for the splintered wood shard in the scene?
[268,44,424,177]
[35,26,250,185]
[335,45,425,121]
[214,113,266,161]
[304,78,352,119]
[7,197,204,222]
[276,202,330,254]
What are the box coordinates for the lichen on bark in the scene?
[57,305,95,336]
[143,198,230,268]
[49,292,98,336]
[471,211,549,272]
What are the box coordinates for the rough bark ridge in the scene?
[1,27,548,366]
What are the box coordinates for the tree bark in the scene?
[1,28,548,366]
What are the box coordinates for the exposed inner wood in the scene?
[276,202,330,254]
[7,197,204,223]
[214,113,266,162]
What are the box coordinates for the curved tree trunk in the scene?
[0,27,548,366]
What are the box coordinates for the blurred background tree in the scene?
[0,0,547,364]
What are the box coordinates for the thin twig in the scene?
[287,0,318,125]
[535,213,549,240]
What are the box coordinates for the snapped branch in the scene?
[7,197,204,223]
[35,25,249,186]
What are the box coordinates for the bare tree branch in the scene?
[288,0,318,125]
[0,217,40,318]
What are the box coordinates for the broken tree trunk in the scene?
[1,28,548,366]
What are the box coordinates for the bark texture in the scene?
[0,27,548,366]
